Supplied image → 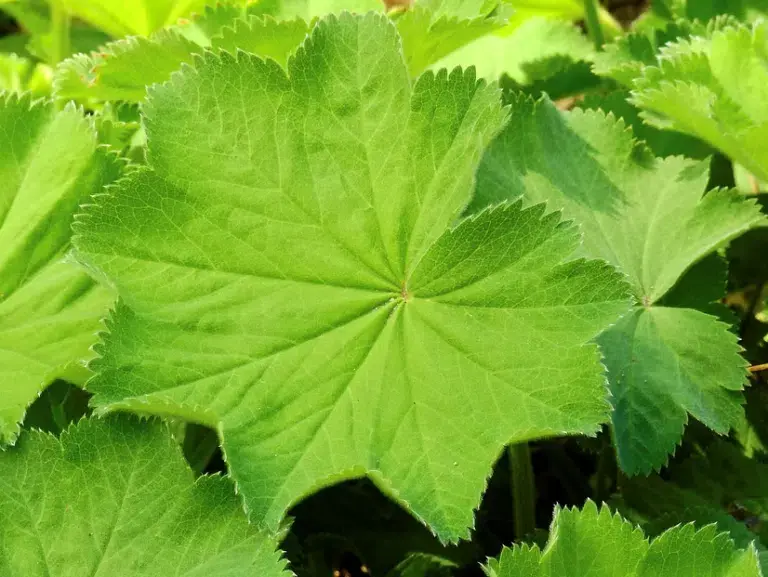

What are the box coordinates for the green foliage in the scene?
[54,0,506,103]
[0,52,50,93]
[0,94,121,444]
[2,0,768,574]
[393,2,507,77]
[474,96,764,473]
[436,17,594,87]
[72,13,631,541]
[56,0,209,37]
[631,20,768,182]
[0,414,287,576]
[618,440,768,571]
[486,501,763,577]
[647,0,768,24]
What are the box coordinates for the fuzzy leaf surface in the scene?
[74,13,631,541]
[0,415,288,577]
[0,95,119,444]
[631,21,768,182]
[475,97,763,473]
[485,501,763,577]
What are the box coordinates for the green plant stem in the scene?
[583,0,605,50]
[49,0,71,65]
[509,442,536,540]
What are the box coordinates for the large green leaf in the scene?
[0,94,120,444]
[73,13,631,541]
[485,501,763,577]
[474,96,764,474]
[0,415,288,576]
[631,21,768,182]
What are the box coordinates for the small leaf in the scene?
[0,415,288,577]
[578,91,712,159]
[55,29,201,103]
[385,553,457,577]
[213,16,310,67]
[592,20,702,87]
[487,501,763,577]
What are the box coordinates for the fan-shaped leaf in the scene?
[73,14,630,541]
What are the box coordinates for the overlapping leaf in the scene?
[485,501,763,577]
[56,0,506,103]
[392,0,508,77]
[434,17,594,86]
[73,13,631,540]
[577,91,713,159]
[631,20,768,182]
[474,96,764,474]
[54,29,202,102]
[647,0,768,25]
[0,415,288,577]
[0,94,121,444]
[591,19,702,87]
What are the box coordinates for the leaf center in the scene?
[400,282,411,303]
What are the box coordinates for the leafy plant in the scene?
[1,0,768,575]
[486,501,763,576]
[72,12,631,541]
[0,414,287,576]
[473,95,764,473]
[630,20,768,183]
[0,94,121,444]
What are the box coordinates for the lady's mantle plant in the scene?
[1,2,767,575]
[73,13,630,542]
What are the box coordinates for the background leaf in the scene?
[474,96,763,473]
[0,415,288,577]
[486,501,763,577]
[0,94,121,444]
